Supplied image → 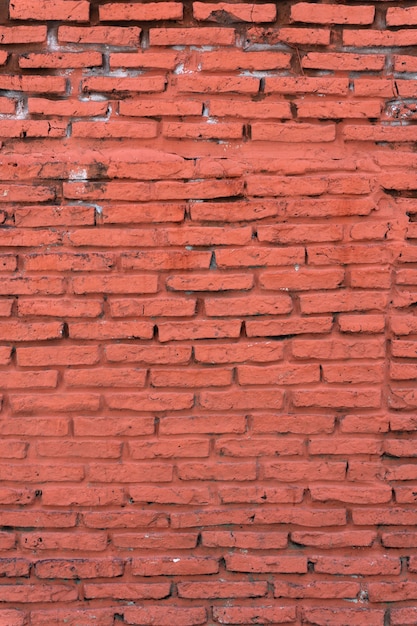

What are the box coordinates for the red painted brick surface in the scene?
[0,1,416,624]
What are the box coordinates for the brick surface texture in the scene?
[0,0,416,624]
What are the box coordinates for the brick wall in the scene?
[1,1,417,624]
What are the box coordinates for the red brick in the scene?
[0,371,57,389]
[34,559,124,579]
[350,267,391,288]
[88,464,172,483]
[132,556,218,576]
[238,364,319,385]
[0,611,24,626]
[391,608,417,625]
[111,51,179,70]
[274,581,360,599]
[313,555,400,575]
[302,608,384,626]
[150,27,235,46]
[100,3,183,21]
[17,345,99,367]
[65,180,245,203]
[248,26,330,45]
[112,532,198,549]
[158,320,241,342]
[0,75,65,93]
[252,123,335,143]
[0,585,77,603]
[166,273,252,292]
[159,415,246,435]
[72,274,158,295]
[11,0,89,20]
[344,124,417,142]
[297,99,381,119]
[58,26,141,46]
[150,368,231,388]
[36,440,121,459]
[212,606,296,624]
[0,511,76,527]
[120,99,201,116]
[10,394,100,415]
[258,223,343,243]
[300,291,388,314]
[338,314,385,334]
[163,121,243,140]
[74,417,154,437]
[194,342,283,363]
[42,486,125,504]
[0,531,16,549]
[308,244,397,265]
[205,294,292,316]
[69,321,154,340]
[246,317,333,337]
[106,392,193,412]
[0,321,63,341]
[0,25,46,43]
[252,414,335,434]
[216,246,304,268]
[199,389,284,410]
[344,29,417,47]
[0,276,64,295]
[394,55,417,73]
[177,461,256,481]
[23,251,113,271]
[310,482,392,504]
[30,609,114,626]
[352,508,417,525]
[123,607,207,626]
[175,75,258,94]
[291,531,376,549]
[265,76,348,95]
[215,438,303,457]
[0,419,69,437]
[18,298,102,318]
[15,206,94,227]
[0,487,33,503]
[302,53,384,71]
[0,2,413,619]
[247,175,327,197]
[129,438,210,459]
[102,203,185,224]
[178,581,268,598]
[0,300,14,317]
[121,250,210,270]
[292,338,385,359]
[225,554,307,574]
[293,388,381,409]
[341,414,388,433]
[200,51,290,72]
[84,582,171,599]
[260,268,344,291]
[106,344,191,364]
[262,461,346,482]
[81,76,166,95]
[201,531,288,549]
[20,52,102,69]
[72,120,158,139]
[387,6,417,26]
[291,3,375,24]
[129,486,210,505]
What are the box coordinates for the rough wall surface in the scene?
[0,0,417,624]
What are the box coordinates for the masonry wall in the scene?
[0,1,417,624]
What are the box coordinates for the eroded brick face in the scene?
[0,1,416,624]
